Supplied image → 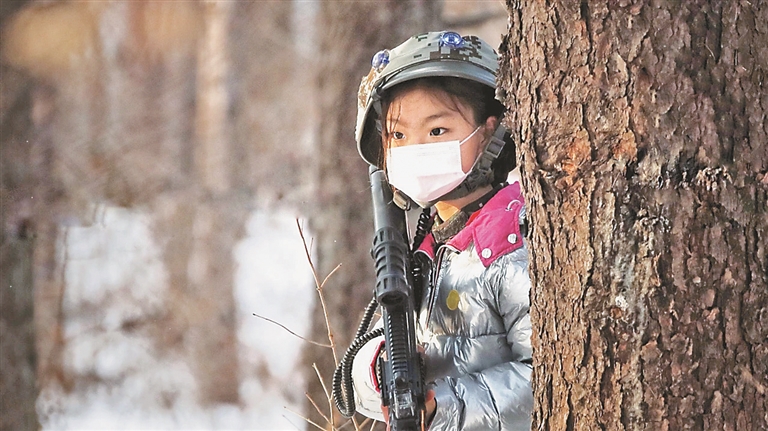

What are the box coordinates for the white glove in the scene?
[351,331,385,421]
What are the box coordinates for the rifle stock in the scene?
[369,166,425,430]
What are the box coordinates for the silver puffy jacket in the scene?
[415,182,533,430]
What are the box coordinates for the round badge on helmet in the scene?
[371,49,390,70]
[439,31,465,48]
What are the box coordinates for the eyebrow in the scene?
[386,110,455,129]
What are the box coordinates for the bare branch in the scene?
[297,219,341,364]
[251,313,332,348]
[321,262,343,289]
[305,392,332,426]
[337,416,373,431]
[280,415,303,431]
[297,219,322,289]
[284,406,327,431]
[312,363,331,401]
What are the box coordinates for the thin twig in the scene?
[318,262,342,363]
[313,363,331,400]
[297,219,322,290]
[321,263,343,289]
[251,313,332,348]
[305,391,332,425]
[338,416,373,431]
[320,263,343,366]
[284,405,327,431]
[297,219,355,430]
[281,415,303,431]
[321,364,365,431]
[297,219,341,365]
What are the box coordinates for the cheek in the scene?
[460,139,484,172]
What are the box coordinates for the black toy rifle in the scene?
[331,167,426,430]
[369,166,426,430]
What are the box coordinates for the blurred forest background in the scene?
[0,1,509,430]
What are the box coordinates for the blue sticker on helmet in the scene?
[439,32,465,48]
[371,50,390,70]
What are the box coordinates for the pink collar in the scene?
[416,182,525,267]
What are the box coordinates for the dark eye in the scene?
[392,131,405,140]
[429,128,447,137]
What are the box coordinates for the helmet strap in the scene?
[437,124,507,202]
[371,89,384,134]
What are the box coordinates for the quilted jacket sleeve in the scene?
[428,249,534,431]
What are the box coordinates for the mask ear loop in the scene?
[437,124,507,202]
[458,125,483,146]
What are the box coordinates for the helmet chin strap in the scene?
[433,124,507,202]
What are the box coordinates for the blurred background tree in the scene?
[0,1,506,430]
[302,1,442,427]
[1,3,39,429]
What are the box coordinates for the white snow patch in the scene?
[40,204,314,431]
[234,208,315,428]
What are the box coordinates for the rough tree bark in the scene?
[305,2,441,427]
[500,1,767,430]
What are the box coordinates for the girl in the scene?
[350,31,533,430]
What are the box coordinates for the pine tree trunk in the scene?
[305,2,441,427]
[499,1,768,429]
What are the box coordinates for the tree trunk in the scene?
[0,65,40,431]
[499,1,767,429]
[196,0,231,194]
[183,0,241,404]
[3,0,243,410]
[305,2,442,427]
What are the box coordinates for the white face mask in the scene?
[386,126,482,205]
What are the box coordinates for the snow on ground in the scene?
[234,209,315,430]
[38,203,314,430]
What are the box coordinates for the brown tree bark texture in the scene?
[305,2,441,427]
[500,1,767,430]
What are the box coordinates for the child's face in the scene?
[385,86,489,174]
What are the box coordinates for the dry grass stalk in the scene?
[292,219,366,431]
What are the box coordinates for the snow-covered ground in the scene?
[38,204,314,430]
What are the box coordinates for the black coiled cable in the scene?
[332,297,380,417]
[411,207,434,254]
[409,207,434,307]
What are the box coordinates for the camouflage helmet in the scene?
[355,31,500,167]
